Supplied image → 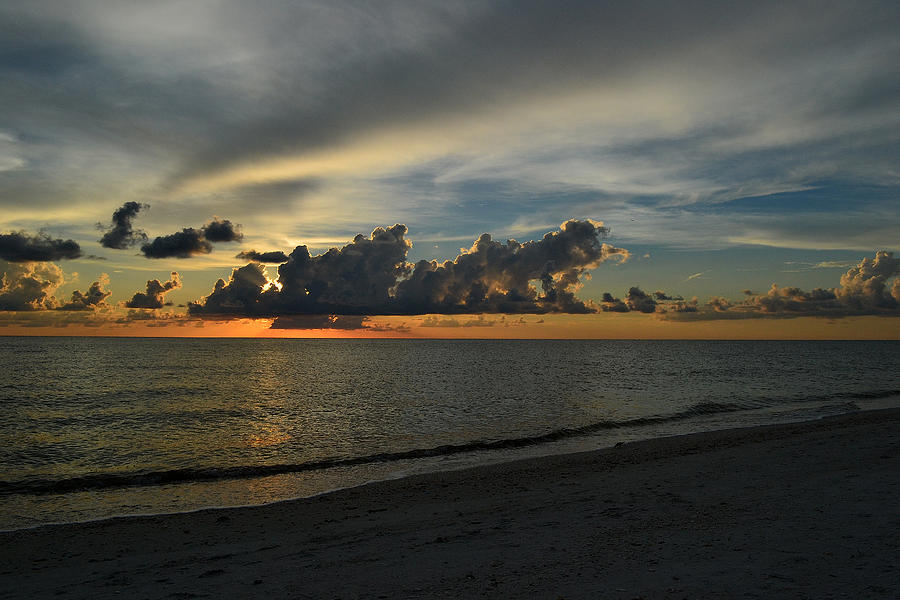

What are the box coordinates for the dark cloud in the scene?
[0,231,81,262]
[98,202,147,249]
[202,218,243,242]
[653,290,682,301]
[124,272,182,309]
[601,287,660,313]
[235,249,289,263]
[57,275,111,311]
[140,217,243,258]
[0,260,63,310]
[193,263,271,315]
[600,292,628,313]
[141,229,211,259]
[624,287,657,314]
[394,220,629,314]
[190,220,627,316]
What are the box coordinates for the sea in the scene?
[1,337,899,531]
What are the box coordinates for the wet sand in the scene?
[2,408,899,599]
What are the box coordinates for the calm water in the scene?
[1,337,899,529]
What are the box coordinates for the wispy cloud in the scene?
[684,271,708,282]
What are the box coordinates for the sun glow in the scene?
[261,277,283,293]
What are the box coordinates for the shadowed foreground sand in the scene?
[2,409,899,599]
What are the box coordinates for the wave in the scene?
[3,391,897,497]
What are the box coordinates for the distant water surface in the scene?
[1,337,899,529]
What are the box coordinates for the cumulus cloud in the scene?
[721,252,900,316]
[624,287,657,314]
[668,297,699,313]
[707,296,734,313]
[201,218,243,242]
[600,292,628,313]
[140,218,243,258]
[660,251,900,320]
[834,251,900,310]
[601,287,666,313]
[190,220,627,317]
[0,260,64,310]
[124,272,182,308]
[235,249,289,263]
[57,274,111,311]
[0,231,82,262]
[395,220,629,314]
[98,202,147,249]
[606,251,900,320]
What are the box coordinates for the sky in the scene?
[1,0,899,338]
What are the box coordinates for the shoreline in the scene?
[5,401,896,533]
[3,408,899,598]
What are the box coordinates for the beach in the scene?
[2,408,898,599]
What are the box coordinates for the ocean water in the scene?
[1,337,899,530]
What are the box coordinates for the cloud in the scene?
[600,292,629,313]
[395,220,628,314]
[191,262,271,315]
[201,217,243,242]
[668,297,699,313]
[235,249,289,263]
[707,296,734,313]
[140,217,244,258]
[623,287,657,314]
[269,315,369,330]
[653,290,682,301]
[124,272,182,309]
[834,250,900,310]
[57,274,111,311]
[190,219,626,316]
[141,228,211,258]
[114,310,195,326]
[813,260,857,269]
[0,231,82,262]
[420,314,500,327]
[661,250,900,320]
[601,287,663,313]
[3,2,900,257]
[98,201,147,249]
[0,260,64,310]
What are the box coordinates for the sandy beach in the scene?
[2,408,898,599]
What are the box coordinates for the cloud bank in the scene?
[606,251,900,319]
[189,220,627,317]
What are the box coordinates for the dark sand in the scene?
[2,409,899,599]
